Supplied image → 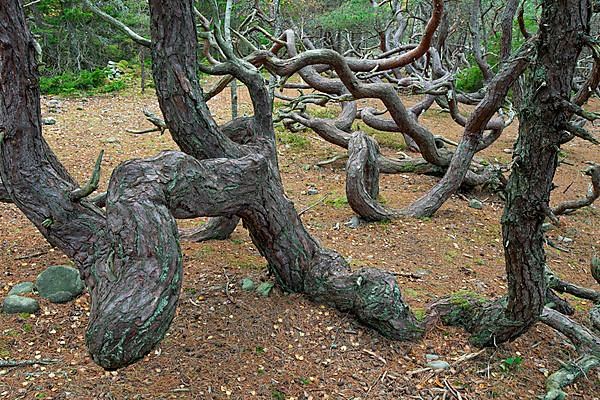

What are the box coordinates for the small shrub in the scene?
[500,355,523,372]
[40,66,128,96]
[456,66,484,93]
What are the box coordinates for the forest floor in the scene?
[0,84,599,400]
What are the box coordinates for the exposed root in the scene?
[546,289,575,316]
[0,359,59,368]
[591,305,600,333]
[540,308,600,399]
[541,308,600,354]
[70,150,104,202]
[126,109,168,135]
[591,255,600,284]
[543,355,600,400]
[305,251,423,341]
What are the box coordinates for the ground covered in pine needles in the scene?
[0,86,599,399]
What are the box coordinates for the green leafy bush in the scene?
[456,66,484,93]
[40,67,127,96]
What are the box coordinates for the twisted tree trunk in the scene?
[438,0,593,346]
[0,0,425,371]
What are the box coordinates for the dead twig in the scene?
[299,194,330,216]
[0,359,59,368]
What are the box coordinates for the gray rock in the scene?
[427,360,451,370]
[256,281,274,297]
[345,216,361,229]
[307,187,319,195]
[468,199,484,210]
[42,117,56,125]
[557,236,573,244]
[425,354,440,361]
[8,282,34,296]
[240,278,255,291]
[2,295,39,314]
[35,265,84,303]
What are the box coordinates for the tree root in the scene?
[591,305,600,333]
[546,289,575,316]
[304,251,423,341]
[0,359,59,368]
[541,308,600,354]
[540,308,600,399]
[543,355,600,400]
[591,255,600,284]
[126,109,168,135]
[179,216,239,242]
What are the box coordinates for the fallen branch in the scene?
[0,359,59,368]
[126,109,168,135]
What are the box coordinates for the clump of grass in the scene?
[276,130,311,150]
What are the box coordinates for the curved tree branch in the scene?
[83,0,151,48]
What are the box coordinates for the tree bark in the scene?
[437,0,593,346]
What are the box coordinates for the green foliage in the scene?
[325,195,348,209]
[276,131,311,150]
[456,66,485,92]
[40,67,128,96]
[28,0,150,74]
[500,355,523,372]
[40,61,133,96]
[317,0,390,32]
[271,390,285,400]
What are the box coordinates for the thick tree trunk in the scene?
[437,0,592,346]
[148,0,423,341]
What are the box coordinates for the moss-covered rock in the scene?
[36,265,84,303]
[2,295,39,314]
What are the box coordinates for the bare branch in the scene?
[83,0,151,48]
[553,165,600,215]
[70,150,104,202]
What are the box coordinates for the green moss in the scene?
[449,290,485,310]
[413,308,426,321]
[325,195,349,209]
[308,106,338,119]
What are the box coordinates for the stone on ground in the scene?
[35,265,84,303]
[8,281,34,296]
[2,295,39,314]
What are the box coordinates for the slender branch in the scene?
[83,0,151,48]
[553,165,600,215]
[70,150,104,202]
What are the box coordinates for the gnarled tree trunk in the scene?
[438,0,592,346]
